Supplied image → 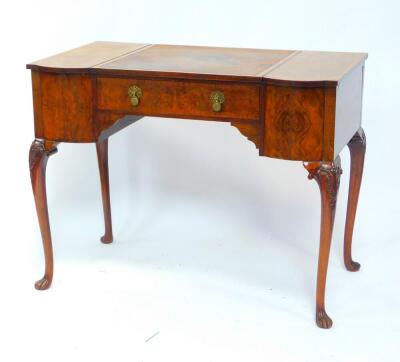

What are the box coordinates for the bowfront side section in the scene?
[31,71,95,142]
[262,82,348,162]
[262,62,365,162]
[263,84,327,161]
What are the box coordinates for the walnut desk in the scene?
[27,42,367,328]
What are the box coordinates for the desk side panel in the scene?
[32,72,94,142]
[333,64,364,157]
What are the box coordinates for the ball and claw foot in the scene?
[34,276,52,290]
[316,310,333,329]
[346,260,361,272]
[100,234,113,244]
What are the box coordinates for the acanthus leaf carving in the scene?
[304,157,342,208]
[29,139,58,171]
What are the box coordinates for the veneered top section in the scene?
[263,50,368,85]
[27,41,367,85]
[27,41,149,71]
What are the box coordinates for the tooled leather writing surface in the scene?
[95,44,294,79]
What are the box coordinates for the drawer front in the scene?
[96,77,260,121]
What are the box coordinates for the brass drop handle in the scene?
[210,91,225,112]
[128,85,142,106]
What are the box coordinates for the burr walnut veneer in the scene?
[27,42,367,329]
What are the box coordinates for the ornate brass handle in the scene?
[127,85,142,106]
[210,91,225,112]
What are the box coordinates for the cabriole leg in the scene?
[344,128,366,271]
[96,139,113,244]
[304,157,342,329]
[29,139,58,290]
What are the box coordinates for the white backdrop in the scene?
[0,0,399,361]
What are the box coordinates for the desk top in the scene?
[27,41,367,85]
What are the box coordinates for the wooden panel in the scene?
[27,41,148,71]
[95,44,293,79]
[38,73,94,142]
[264,51,367,85]
[334,64,364,156]
[264,85,325,161]
[96,77,260,121]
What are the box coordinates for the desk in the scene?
[27,42,367,328]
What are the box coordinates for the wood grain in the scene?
[264,85,325,161]
[37,72,94,142]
